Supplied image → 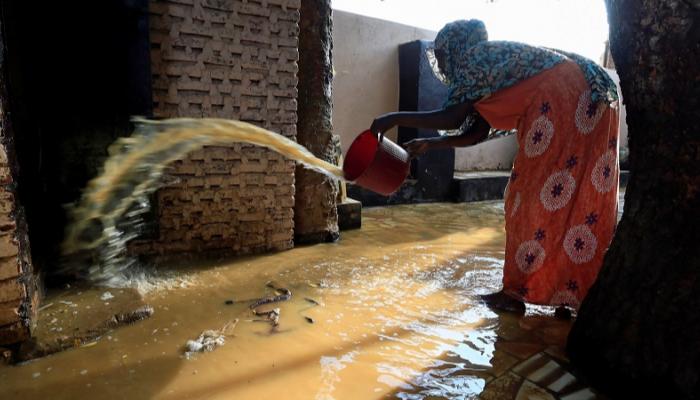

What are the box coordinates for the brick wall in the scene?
[137,0,300,255]
[0,62,38,346]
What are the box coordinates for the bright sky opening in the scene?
[332,0,609,62]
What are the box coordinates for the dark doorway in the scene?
[0,0,152,281]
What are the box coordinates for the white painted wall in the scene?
[605,69,629,163]
[332,11,436,154]
[454,135,519,171]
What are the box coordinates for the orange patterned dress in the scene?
[475,61,620,309]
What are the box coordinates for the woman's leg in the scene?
[480,291,525,314]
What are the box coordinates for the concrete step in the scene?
[347,179,426,207]
[453,171,510,202]
[452,170,630,203]
[338,198,362,230]
[347,170,630,207]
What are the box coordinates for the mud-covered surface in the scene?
[13,286,149,361]
[0,202,603,399]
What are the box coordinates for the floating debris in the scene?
[249,286,291,309]
[224,299,235,305]
[185,332,223,354]
[99,305,155,330]
[38,303,54,312]
[183,320,238,359]
[304,316,315,324]
[253,308,280,327]
[304,297,320,305]
[100,292,114,301]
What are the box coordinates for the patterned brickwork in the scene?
[138,0,301,255]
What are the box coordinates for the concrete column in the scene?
[294,0,340,244]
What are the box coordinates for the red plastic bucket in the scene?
[343,130,410,196]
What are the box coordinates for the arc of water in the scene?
[62,117,345,283]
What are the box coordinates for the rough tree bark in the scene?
[0,19,39,347]
[294,0,340,244]
[568,1,700,398]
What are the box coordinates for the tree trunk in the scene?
[0,18,40,347]
[294,0,340,244]
[567,1,700,398]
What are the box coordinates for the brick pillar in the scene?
[141,0,301,256]
[294,0,340,244]
[0,25,39,346]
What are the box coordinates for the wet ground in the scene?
[0,201,607,399]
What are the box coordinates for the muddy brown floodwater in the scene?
[0,202,599,400]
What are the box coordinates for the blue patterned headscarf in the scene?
[433,19,488,83]
[432,19,618,107]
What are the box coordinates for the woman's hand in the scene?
[370,114,396,142]
[369,103,473,142]
[403,138,433,158]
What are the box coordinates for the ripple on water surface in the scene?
[1,202,578,400]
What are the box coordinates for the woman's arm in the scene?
[403,115,491,157]
[370,102,475,139]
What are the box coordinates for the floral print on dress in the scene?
[585,212,599,226]
[511,192,521,217]
[476,59,619,309]
[534,228,546,241]
[515,240,546,274]
[540,102,551,115]
[564,224,598,264]
[540,171,576,211]
[575,89,606,134]
[524,115,554,158]
[550,290,581,309]
[546,47,619,105]
[591,149,617,193]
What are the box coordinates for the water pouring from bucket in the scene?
[343,130,411,196]
[61,118,409,284]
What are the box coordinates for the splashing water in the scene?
[61,117,345,284]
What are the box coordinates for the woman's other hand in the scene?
[370,114,396,142]
[403,138,433,158]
